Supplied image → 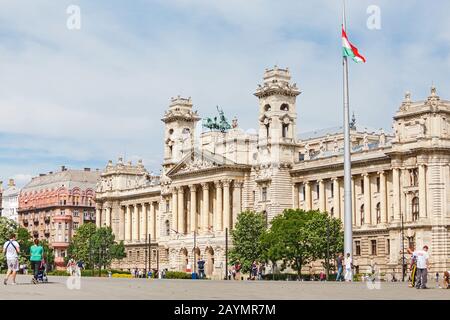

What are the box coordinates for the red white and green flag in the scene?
[342,27,366,63]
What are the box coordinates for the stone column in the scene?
[363,173,371,225]
[214,181,223,232]
[379,171,387,223]
[133,204,139,242]
[141,203,147,241]
[304,181,311,211]
[332,178,340,218]
[149,202,155,240]
[178,187,185,234]
[106,207,111,227]
[96,208,101,228]
[201,183,210,233]
[352,177,357,226]
[418,164,427,219]
[393,168,401,221]
[125,205,132,241]
[172,189,178,233]
[319,179,326,212]
[189,185,197,233]
[233,181,243,228]
[223,180,231,231]
[119,206,125,241]
[293,184,299,209]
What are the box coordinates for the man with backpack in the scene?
[197,257,206,279]
[3,233,20,285]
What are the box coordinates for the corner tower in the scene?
[161,96,200,174]
[254,66,301,163]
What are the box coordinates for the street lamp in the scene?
[401,210,406,282]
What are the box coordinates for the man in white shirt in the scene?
[344,253,353,282]
[409,245,430,289]
[3,233,21,285]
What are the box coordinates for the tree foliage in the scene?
[261,209,343,276]
[229,211,267,273]
[67,222,97,268]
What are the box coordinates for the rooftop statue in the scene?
[202,106,232,132]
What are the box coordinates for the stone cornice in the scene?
[169,164,251,179]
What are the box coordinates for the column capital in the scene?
[317,179,324,183]
[222,180,232,187]
[214,181,222,188]
[331,177,339,182]
[177,186,184,194]
[189,184,197,191]
[377,170,385,175]
[201,182,210,190]
[171,186,178,194]
[234,181,244,188]
[133,203,138,208]
[303,180,310,186]
[361,172,370,177]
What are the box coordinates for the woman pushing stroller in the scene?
[30,239,44,284]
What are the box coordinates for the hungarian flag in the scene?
[342,27,366,63]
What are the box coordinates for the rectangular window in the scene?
[65,223,69,230]
[355,241,361,256]
[58,223,62,230]
[315,184,320,200]
[376,177,380,193]
[302,186,306,201]
[360,180,364,194]
[298,153,304,161]
[73,222,79,230]
[60,210,65,216]
[73,210,79,217]
[261,187,267,202]
[386,239,390,255]
[371,240,377,255]
[330,182,334,198]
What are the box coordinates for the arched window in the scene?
[264,104,271,112]
[360,204,365,225]
[280,103,289,111]
[165,220,170,236]
[168,128,174,135]
[412,197,419,221]
[376,202,381,224]
[282,123,289,138]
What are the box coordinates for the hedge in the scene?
[164,271,191,279]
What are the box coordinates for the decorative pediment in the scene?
[166,148,236,176]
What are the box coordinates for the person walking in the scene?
[408,245,430,289]
[3,233,20,285]
[336,253,344,281]
[235,261,242,281]
[344,252,353,282]
[197,257,206,279]
[30,238,44,284]
[251,261,258,280]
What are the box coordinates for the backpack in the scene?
[5,241,19,255]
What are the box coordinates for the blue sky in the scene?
[0,0,449,187]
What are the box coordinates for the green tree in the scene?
[0,217,18,269]
[90,227,125,275]
[261,209,319,277]
[307,211,344,276]
[229,211,267,273]
[67,223,97,268]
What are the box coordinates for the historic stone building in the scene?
[1,179,20,222]
[18,167,100,268]
[95,67,450,278]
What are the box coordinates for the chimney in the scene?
[84,168,91,172]
[61,165,66,171]
[8,179,15,187]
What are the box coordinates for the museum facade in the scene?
[95,67,450,278]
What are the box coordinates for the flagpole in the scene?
[342,0,353,265]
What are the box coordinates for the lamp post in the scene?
[326,218,330,280]
[148,233,151,278]
[225,228,228,281]
[401,210,406,282]
[144,234,148,277]
[193,230,197,277]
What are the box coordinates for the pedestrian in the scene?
[408,246,417,288]
[258,262,265,280]
[234,261,242,281]
[3,233,20,285]
[197,257,206,279]
[30,238,44,284]
[336,253,344,281]
[435,272,440,288]
[408,245,430,289]
[251,261,258,280]
[344,252,353,282]
[443,271,450,289]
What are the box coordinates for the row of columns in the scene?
[171,180,243,235]
[96,202,159,242]
[295,166,427,226]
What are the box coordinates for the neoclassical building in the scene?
[95,67,450,278]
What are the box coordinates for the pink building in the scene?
[18,166,100,268]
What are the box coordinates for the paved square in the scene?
[0,275,449,300]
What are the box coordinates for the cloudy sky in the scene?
[0,0,449,187]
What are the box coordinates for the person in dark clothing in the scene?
[197,257,206,279]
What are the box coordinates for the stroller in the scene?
[36,260,48,283]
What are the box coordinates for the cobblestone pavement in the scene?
[0,275,448,300]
